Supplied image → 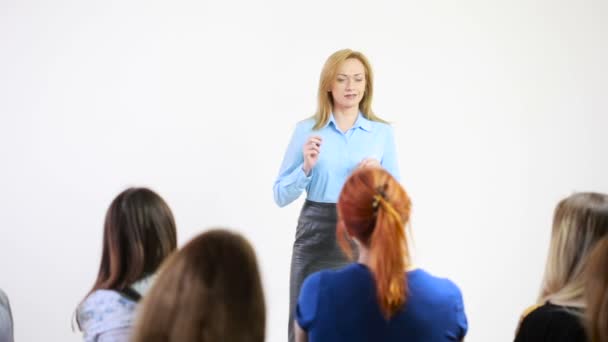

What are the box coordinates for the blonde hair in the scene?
[313,49,387,130]
[585,237,608,342]
[539,192,608,308]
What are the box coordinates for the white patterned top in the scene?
[77,276,154,342]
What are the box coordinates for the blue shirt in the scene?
[296,264,468,342]
[273,113,400,207]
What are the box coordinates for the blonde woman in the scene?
[515,192,608,341]
[273,49,401,342]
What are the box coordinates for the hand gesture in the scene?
[358,158,381,170]
[302,136,322,176]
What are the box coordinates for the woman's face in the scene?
[329,58,366,112]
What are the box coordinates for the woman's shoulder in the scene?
[516,303,585,341]
[370,119,392,128]
[364,119,395,139]
[301,264,360,291]
[520,303,583,324]
[294,117,316,131]
[77,290,137,335]
[409,268,463,297]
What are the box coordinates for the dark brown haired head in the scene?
[90,187,177,294]
[133,229,266,342]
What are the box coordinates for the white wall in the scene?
[1,0,607,340]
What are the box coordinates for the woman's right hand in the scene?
[302,136,322,176]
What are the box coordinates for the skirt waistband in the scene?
[303,199,336,209]
[300,200,337,222]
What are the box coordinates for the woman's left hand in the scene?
[358,158,381,169]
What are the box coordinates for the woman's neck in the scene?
[357,246,370,266]
[357,246,417,271]
[333,106,359,133]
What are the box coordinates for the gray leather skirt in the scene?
[288,200,355,342]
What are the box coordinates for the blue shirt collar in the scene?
[326,112,373,132]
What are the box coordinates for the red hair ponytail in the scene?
[337,168,412,318]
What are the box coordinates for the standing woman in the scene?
[75,188,177,342]
[273,48,400,342]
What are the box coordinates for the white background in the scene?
[1,0,607,341]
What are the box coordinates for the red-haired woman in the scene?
[295,168,467,342]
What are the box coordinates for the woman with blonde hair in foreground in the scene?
[132,229,265,342]
[515,192,608,341]
[295,167,467,342]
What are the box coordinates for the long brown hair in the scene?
[76,187,177,328]
[313,49,387,130]
[539,192,608,307]
[132,229,266,342]
[337,167,412,319]
[90,187,177,292]
[585,236,608,342]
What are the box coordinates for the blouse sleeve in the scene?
[273,123,312,207]
[295,272,323,331]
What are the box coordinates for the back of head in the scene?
[337,167,412,319]
[540,192,608,307]
[132,229,266,342]
[585,237,608,342]
[89,187,177,294]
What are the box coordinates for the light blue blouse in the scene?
[273,113,400,207]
